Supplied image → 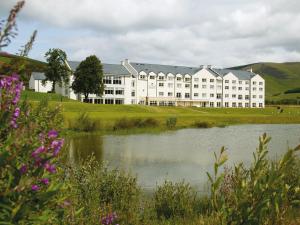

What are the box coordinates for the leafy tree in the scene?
[71,55,104,101]
[44,48,70,92]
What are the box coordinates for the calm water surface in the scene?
[67,124,300,190]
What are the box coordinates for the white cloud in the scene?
[1,0,300,67]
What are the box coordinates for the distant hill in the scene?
[228,62,300,102]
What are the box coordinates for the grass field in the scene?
[21,90,72,102]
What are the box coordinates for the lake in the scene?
[67,124,300,191]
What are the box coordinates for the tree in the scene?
[44,48,70,92]
[71,55,104,102]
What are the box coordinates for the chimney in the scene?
[199,65,204,69]
[247,67,253,73]
[124,58,130,64]
[207,65,212,69]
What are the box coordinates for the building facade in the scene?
[30,59,265,108]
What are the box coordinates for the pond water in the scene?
[67,124,300,191]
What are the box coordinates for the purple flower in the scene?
[31,146,46,158]
[31,184,40,191]
[51,139,64,156]
[44,162,56,174]
[19,164,27,174]
[41,178,49,185]
[13,107,20,117]
[48,130,58,139]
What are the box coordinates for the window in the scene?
[185,84,190,88]
[252,95,256,99]
[232,86,237,90]
[194,78,199,82]
[115,89,124,95]
[150,101,157,106]
[253,81,257,85]
[238,95,243,100]
[185,77,191,82]
[217,94,222,99]
[245,103,249,107]
[259,95,263,99]
[259,103,263,108]
[177,83,182,88]
[232,94,236,98]
[259,88,263,91]
[245,87,249,91]
[238,87,242,90]
[131,81,135,87]
[105,89,114,95]
[225,80,229,83]
[194,93,199,97]
[150,75,155,79]
[245,81,249,85]
[194,84,199,88]
[168,92,173,97]
[202,78,207,82]
[159,83,164,87]
[168,83,173,88]
[238,103,243,107]
[113,77,122,84]
[232,80,236,84]
[103,77,111,84]
[140,75,146,79]
[232,102,237,107]
[210,102,214,107]
[202,93,207,98]
[202,85,207,89]
[176,77,182,81]
[185,93,190,98]
[115,99,124,104]
[245,95,249,100]
[158,76,165,80]
[217,85,222,89]
[168,76,174,81]
[253,87,257,91]
[225,86,229,90]
[210,79,214,83]
[225,94,229,98]
[225,102,229,107]
[252,103,256,108]
[105,99,114,104]
[210,85,214,89]
[94,99,103,104]
[259,82,263,85]
[217,102,221,107]
[159,92,164,96]
[239,81,243,84]
[176,93,181,98]
[131,92,135,97]
[210,93,214,97]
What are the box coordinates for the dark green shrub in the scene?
[193,121,213,128]
[154,181,196,219]
[70,112,97,132]
[166,117,177,129]
[113,117,159,130]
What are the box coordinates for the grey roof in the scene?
[68,61,130,76]
[31,72,46,80]
[130,62,201,75]
[211,69,255,80]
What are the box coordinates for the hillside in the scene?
[229,62,300,102]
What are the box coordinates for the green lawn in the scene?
[21,90,72,102]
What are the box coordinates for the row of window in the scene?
[224,86,263,91]
[224,102,263,108]
[83,98,124,104]
[104,89,124,95]
[103,77,122,85]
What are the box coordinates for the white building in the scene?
[29,72,52,93]
[30,59,265,108]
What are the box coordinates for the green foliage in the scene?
[166,117,177,129]
[113,117,159,130]
[154,181,197,219]
[69,112,97,132]
[65,157,141,225]
[194,121,213,128]
[71,55,104,101]
[207,133,300,224]
[44,48,70,92]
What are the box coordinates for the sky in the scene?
[1,0,300,68]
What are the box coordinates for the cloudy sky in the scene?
[1,0,300,67]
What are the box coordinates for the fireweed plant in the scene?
[0,74,67,224]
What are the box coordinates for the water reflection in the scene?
[67,124,300,190]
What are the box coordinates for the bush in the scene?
[193,121,213,128]
[69,112,97,132]
[207,134,300,224]
[166,117,177,129]
[66,157,141,225]
[113,117,159,130]
[154,181,196,219]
